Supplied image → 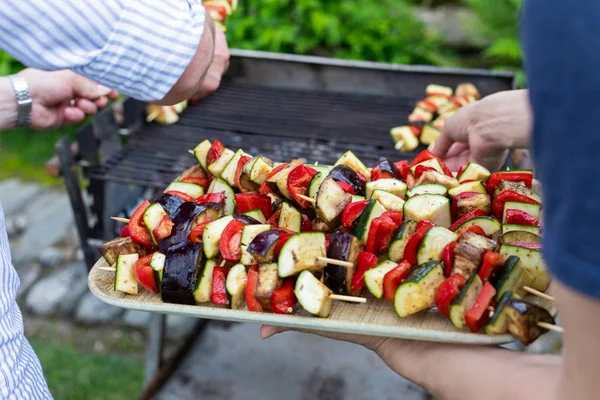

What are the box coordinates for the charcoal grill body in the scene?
[56,50,515,393]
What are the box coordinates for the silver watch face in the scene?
[8,75,32,128]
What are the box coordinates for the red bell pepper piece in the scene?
[441,241,457,276]
[152,215,174,243]
[394,160,411,181]
[206,139,225,167]
[414,165,436,179]
[273,233,292,258]
[270,279,297,314]
[366,214,398,254]
[478,251,505,283]
[234,193,273,219]
[134,254,159,294]
[267,163,288,180]
[487,171,533,190]
[451,191,481,220]
[195,192,225,206]
[129,201,152,247]
[341,200,370,228]
[350,252,379,292]
[409,150,453,176]
[188,219,213,242]
[287,165,318,208]
[325,234,331,249]
[435,274,467,317]
[266,209,281,227]
[233,155,252,189]
[382,260,412,302]
[120,225,130,238]
[356,171,367,185]
[457,164,467,178]
[180,176,209,190]
[492,191,539,220]
[409,125,421,137]
[458,225,487,238]
[370,165,395,181]
[245,265,263,312]
[383,210,403,226]
[219,219,247,262]
[211,266,230,306]
[301,214,312,232]
[504,209,539,226]
[336,180,355,194]
[507,242,542,251]
[465,281,496,333]
[403,221,435,265]
[448,209,488,231]
[165,190,195,202]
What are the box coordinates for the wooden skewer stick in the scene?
[537,322,564,333]
[111,216,130,223]
[188,149,195,155]
[317,257,353,268]
[146,110,160,123]
[296,194,316,204]
[523,286,555,302]
[98,266,116,272]
[329,294,367,303]
[394,140,405,151]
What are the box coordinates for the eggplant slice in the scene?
[161,241,203,305]
[324,231,361,295]
[99,237,147,266]
[152,193,186,216]
[505,299,555,345]
[246,230,285,263]
[329,165,366,196]
[158,203,220,253]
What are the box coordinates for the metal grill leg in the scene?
[145,313,166,384]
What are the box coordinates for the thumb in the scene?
[70,74,113,100]
[431,105,473,158]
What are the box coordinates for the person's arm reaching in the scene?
[0,0,224,104]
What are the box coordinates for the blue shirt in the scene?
[522,0,600,298]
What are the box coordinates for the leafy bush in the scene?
[227,0,458,66]
[0,50,24,75]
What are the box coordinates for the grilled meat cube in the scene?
[451,232,496,278]
[98,237,146,266]
[415,170,459,189]
[455,193,491,219]
[493,181,540,201]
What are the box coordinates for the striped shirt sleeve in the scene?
[0,0,206,101]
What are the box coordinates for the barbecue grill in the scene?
[55,49,516,396]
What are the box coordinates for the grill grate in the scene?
[89,80,423,188]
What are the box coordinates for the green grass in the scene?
[30,338,144,400]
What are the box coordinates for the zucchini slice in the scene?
[307,165,332,177]
[366,178,407,198]
[419,125,441,146]
[407,183,448,198]
[447,180,487,198]
[409,158,444,176]
[202,215,234,259]
[226,264,248,309]
[416,227,458,265]
[193,140,212,172]
[316,176,352,226]
[491,255,531,302]
[499,244,549,292]
[240,224,272,265]
[114,254,139,295]
[295,270,333,318]
[390,126,420,152]
[388,220,418,262]
[308,172,327,206]
[165,182,204,199]
[256,263,281,309]
[143,203,168,247]
[452,216,501,236]
[242,209,266,223]
[266,160,304,200]
[353,199,386,243]
[449,274,483,329]
[150,252,166,285]
[278,202,302,233]
[364,260,398,299]
[502,201,541,221]
[502,224,541,235]
[193,259,217,303]
[221,149,251,187]
[403,194,451,228]
[497,230,542,246]
[394,261,445,318]
[458,162,490,183]
[278,232,327,278]
[351,194,366,202]
[248,156,274,185]
[207,177,236,215]
[426,84,453,97]
[371,189,405,212]
[484,291,513,335]
[334,151,371,182]
[207,147,235,177]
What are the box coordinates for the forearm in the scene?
[0,77,17,131]
[376,339,561,400]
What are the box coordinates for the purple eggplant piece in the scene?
[158,203,218,253]
[376,157,400,179]
[329,165,365,196]
[161,241,203,305]
[151,193,185,216]
[324,231,359,295]
[505,299,555,345]
[233,214,262,225]
[246,230,285,257]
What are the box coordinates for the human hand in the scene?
[193,23,230,100]
[431,90,532,172]
[19,68,118,129]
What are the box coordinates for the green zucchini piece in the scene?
[364,260,398,299]
[416,227,458,265]
[407,183,448,198]
[502,201,541,221]
[334,151,370,183]
[150,252,166,285]
[403,194,451,228]
[193,140,212,172]
[452,216,501,236]
[484,290,513,335]
[308,172,326,206]
[240,224,272,265]
[449,274,483,329]
[457,162,490,183]
[242,209,266,223]
[295,270,333,318]
[353,199,386,243]
[394,261,445,318]
[278,232,327,278]
[371,189,405,212]
[278,202,302,233]
[207,148,235,177]
[366,178,407,198]
[409,158,444,176]
[248,156,273,185]
[115,254,139,295]
[499,244,549,292]
[388,220,418,263]
[502,224,541,235]
[143,203,168,247]
[165,182,204,199]
[193,259,217,303]
[447,180,486,198]
[221,149,251,187]
[491,255,530,302]
[202,215,234,259]
[226,263,248,309]
[207,177,236,215]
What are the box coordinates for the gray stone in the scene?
[38,246,68,268]
[15,263,42,298]
[0,181,42,216]
[122,310,152,328]
[415,6,490,49]
[25,261,88,316]
[75,292,123,324]
[165,315,197,341]
[5,214,27,238]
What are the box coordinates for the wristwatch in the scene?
[7,74,32,128]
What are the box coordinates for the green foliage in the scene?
[0,50,24,76]
[227,0,458,66]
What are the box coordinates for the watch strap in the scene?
[7,74,32,128]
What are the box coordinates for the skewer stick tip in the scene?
[317,257,354,268]
[523,286,555,302]
[111,216,130,223]
[188,149,195,155]
[537,322,563,333]
[97,266,117,272]
[296,194,316,204]
[146,110,160,123]
[329,294,367,303]
[394,140,405,151]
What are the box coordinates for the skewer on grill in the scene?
[523,286,555,302]
[296,194,316,204]
[111,217,130,223]
[146,110,160,123]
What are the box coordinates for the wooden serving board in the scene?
[88,258,521,345]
